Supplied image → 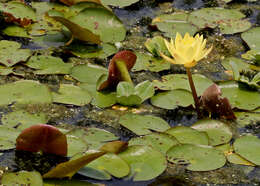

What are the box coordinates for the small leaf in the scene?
[2,171,43,186]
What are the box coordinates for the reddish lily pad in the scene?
[16,124,68,156]
[98,50,137,91]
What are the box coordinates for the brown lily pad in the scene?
[16,124,67,156]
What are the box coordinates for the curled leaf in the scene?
[98,50,137,91]
[16,124,67,156]
[201,84,236,120]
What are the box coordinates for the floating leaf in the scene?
[84,153,130,179]
[92,91,117,108]
[151,89,193,109]
[2,25,31,38]
[134,80,155,102]
[26,55,73,75]
[241,27,260,53]
[0,80,52,106]
[227,153,255,166]
[0,66,13,76]
[132,52,170,72]
[68,43,117,59]
[166,126,209,145]
[118,145,167,181]
[222,57,250,74]
[119,113,170,135]
[235,112,260,127]
[152,12,198,38]
[68,7,126,43]
[219,81,260,110]
[67,135,88,157]
[1,171,42,186]
[233,135,260,165]
[16,124,68,156]
[129,132,179,154]
[101,0,140,8]
[44,179,98,186]
[153,74,213,96]
[71,63,107,84]
[0,1,36,27]
[0,126,20,150]
[192,119,232,146]
[144,36,170,57]
[167,144,226,171]
[0,40,32,67]
[52,84,92,106]
[188,8,251,34]
[1,110,47,130]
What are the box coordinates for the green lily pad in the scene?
[0,80,52,106]
[166,126,209,145]
[0,40,32,67]
[144,36,170,57]
[52,84,92,106]
[219,81,260,110]
[0,1,36,24]
[222,57,250,73]
[152,12,198,38]
[69,7,126,43]
[135,80,155,101]
[191,119,232,146]
[153,74,214,96]
[129,132,179,154]
[116,82,142,106]
[91,91,117,108]
[241,27,260,53]
[85,153,130,178]
[132,52,170,72]
[77,166,111,180]
[70,64,107,84]
[67,135,89,157]
[167,144,226,171]
[227,153,255,166]
[188,8,251,34]
[0,66,13,76]
[118,145,167,181]
[1,110,48,130]
[101,0,140,7]
[69,43,117,59]
[2,25,31,38]
[0,125,19,150]
[119,113,170,135]
[233,135,260,165]
[1,171,42,186]
[26,55,73,75]
[151,89,194,109]
[235,112,260,127]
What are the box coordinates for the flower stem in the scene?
[186,67,202,118]
[115,60,133,84]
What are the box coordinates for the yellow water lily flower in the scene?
[160,32,213,68]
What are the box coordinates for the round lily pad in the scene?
[241,27,260,53]
[52,84,92,106]
[235,112,260,127]
[233,135,260,165]
[150,89,194,109]
[67,135,88,157]
[153,74,214,96]
[119,113,170,135]
[118,145,167,181]
[191,119,232,146]
[70,64,107,84]
[1,171,42,186]
[0,80,52,106]
[101,0,140,7]
[85,153,130,178]
[2,25,31,38]
[227,153,255,166]
[26,55,73,75]
[219,81,260,110]
[69,7,126,43]
[167,144,226,171]
[0,66,13,76]
[152,12,198,38]
[188,8,251,34]
[1,110,47,130]
[0,40,32,67]
[165,126,209,145]
[129,132,179,154]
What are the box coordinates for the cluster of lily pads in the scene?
[0,0,259,185]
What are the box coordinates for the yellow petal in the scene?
[160,52,176,64]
